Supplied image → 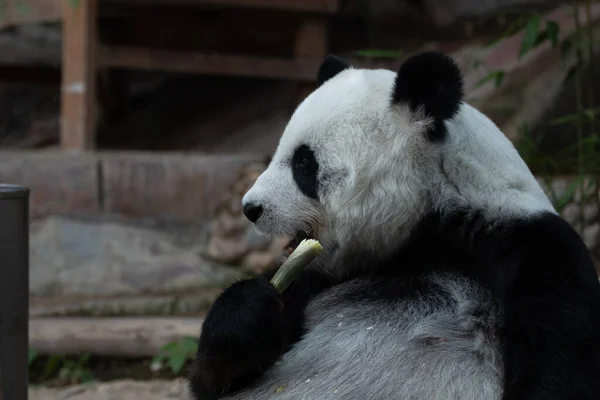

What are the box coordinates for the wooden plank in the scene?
[102,0,340,14]
[295,17,328,60]
[30,317,203,358]
[0,186,30,400]
[99,46,321,81]
[60,0,99,150]
[294,16,328,104]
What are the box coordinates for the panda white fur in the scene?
[188,51,600,400]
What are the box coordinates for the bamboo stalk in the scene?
[270,239,323,293]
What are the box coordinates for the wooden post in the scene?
[294,17,328,106]
[0,185,30,400]
[60,0,99,150]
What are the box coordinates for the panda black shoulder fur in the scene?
[188,51,600,400]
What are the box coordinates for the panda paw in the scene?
[188,277,289,399]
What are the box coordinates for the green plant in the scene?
[479,1,600,255]
[28,348,37,365]
[57,353,94,385]
[353,49,404,59]
[460,4,599,261]
[152,337,198,375]
[31,353,95,385]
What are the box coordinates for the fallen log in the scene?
[29,317,203,358]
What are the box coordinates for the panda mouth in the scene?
[284,231,312,256]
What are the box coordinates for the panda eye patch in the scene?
[292,144,319,200]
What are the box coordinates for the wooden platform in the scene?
[30,316,203,357]
[1,0,340,150]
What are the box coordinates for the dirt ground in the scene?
[29,379,192,400]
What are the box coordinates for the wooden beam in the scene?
[60,0,99,150]
[101,0,340,14]
[30,317,203,358]
[295,17,328,60]
[99,46,321,81]
[294,16,328,104]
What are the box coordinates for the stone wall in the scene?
[19,151,270,317]
[0,150,265,220]
[24,154,600,318]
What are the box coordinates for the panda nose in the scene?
[243,202,263,223]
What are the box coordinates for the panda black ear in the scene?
[391,51,463,121]
[317,54,350,86]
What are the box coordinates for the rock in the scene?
[210,212,248,238]
[584,224,600,250]
[204,161,288,268]
[100,153,263,221]
[29,216,243,316]
[29,379,193,400]
[205,236,250,264]
[561,203,598,227]
[534,176,599,253]
[242,251,278,274]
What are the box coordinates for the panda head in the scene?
[242,51,554,258]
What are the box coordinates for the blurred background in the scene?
[1,0,598,398]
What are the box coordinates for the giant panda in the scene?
[188,51,600,400]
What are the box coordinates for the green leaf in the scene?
[561,39,573,64]
[69,0,81,9]
[160,341,180,354]
[41,354,63,380]
[550,108,600,126]
[80,370,95,384]
[555,175,585,212]
[546,20,560,48]
[471,58,484,70]
[151,354,165,364]
[76,353,90,368]
[167,352,187,375]
[474,70,505,89]
[550,113,578,126]
[564,63,579,84]
[28,349,37,365]
[493,70,505,88]
[353,49,403,59]
[58,366,71,380]
[519,14,541,58]
[180,337,199,354]
[486,16,528,47]
[584,109,597,121]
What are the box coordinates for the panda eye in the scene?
[292,145,316,174]
[291,144,319,200]
[295,157,309,171]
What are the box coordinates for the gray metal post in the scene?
[0,185,30,400]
